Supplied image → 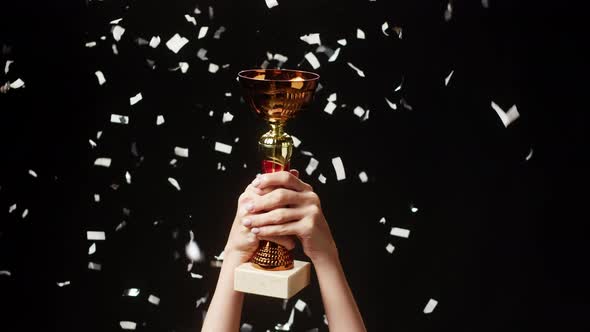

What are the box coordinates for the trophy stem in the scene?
[250,120,295,271]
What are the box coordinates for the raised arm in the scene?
[201,181,296,332]
[242,171,367,332]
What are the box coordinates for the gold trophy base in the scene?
[234,260,311,299]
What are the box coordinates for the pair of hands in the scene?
[224,170,338,266]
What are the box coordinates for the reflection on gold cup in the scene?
[238,69,319,270]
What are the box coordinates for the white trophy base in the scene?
[234,260,311,299]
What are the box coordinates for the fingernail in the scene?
[242,218,251,226]
[252,178,261,187]
[251,227,260,234]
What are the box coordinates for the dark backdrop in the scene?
[0,1,587,331]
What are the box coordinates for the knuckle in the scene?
[308,204,320,215]
[277,225,287,236]
[274,189,288,204]
[238,192,248,204]
[281,171,291,182]
[302,220,314,235]
[307,191,320,204]
[274,210,285,223]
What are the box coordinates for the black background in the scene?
[0,0,587,331]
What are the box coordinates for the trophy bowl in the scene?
[238,69,319,123]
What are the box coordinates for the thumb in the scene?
[289,169,300,178]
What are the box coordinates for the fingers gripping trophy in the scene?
[234,69,320,299]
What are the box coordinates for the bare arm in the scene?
[200,252,245,332]
[313,255,367,332]
[245,171,367,332]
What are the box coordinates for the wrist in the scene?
[223,246,251,266]
[310,246,340,268]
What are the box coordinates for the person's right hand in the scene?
[223,175,297,264]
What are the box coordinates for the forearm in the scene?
[201,253,245,332]
[314,254,366,332]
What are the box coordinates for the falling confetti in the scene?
[305,158,319,175]
[324,101,337,114]
[196,295,208,308]
[300,33,321,45]
[179,62,189,73]
[185,14,197,25]
[198,26,209,39]
[347,62,365,77]
[444,70,454,86]
[241,323,254,332]
[9,78,25,89]
[356,28,366,39]
[86,231,106,241]
[353,106,366,118]
[208,63,220,73]
[214,142,232,154]
[444,1,453,21]
[123,288,140,297]
[88,262,102,271]
[328,48,341,62]
[213,26,226,39]
[423,298,438,314]
[525,147,534,161]
[390,227,410,238]
[197,48,209,60]
[110,114,129,124]
[166,33,189,54]
[129,92,142,105]
[385,98,398,110]
[94,158,112,168]
[119,321,137,330]
[385,243,395,254]
[149,36,161,48]
[491,101,520,127]
[265,0,279,9]
[148,294,161,305]
[381,22,390,36]
[304,52,321,70]
[95,71,106,85]
[331,157,346,181]
[168,177,181,191]
[393,26,403,39]
[112,25,125,41]
[174,146,189,158]
[359,171,368,183]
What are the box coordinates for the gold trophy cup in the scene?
[234,69,319,299]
